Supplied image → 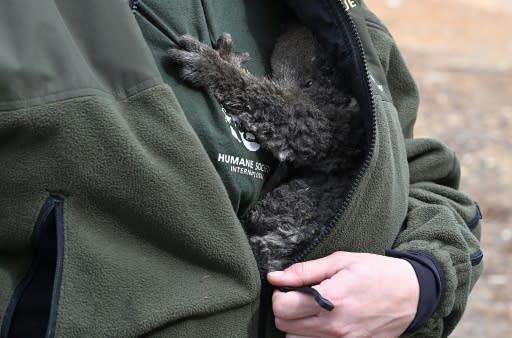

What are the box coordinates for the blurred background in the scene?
[365,0,511,336]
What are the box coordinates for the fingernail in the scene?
[267,271,285,277]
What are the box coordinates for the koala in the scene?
[168,24,365,273]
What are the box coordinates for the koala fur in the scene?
[168,24,365,273]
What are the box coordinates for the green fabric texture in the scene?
[0,0,482,337]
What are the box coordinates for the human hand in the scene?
[267,252,419,338]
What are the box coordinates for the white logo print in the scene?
[222,107,261,152]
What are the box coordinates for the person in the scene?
[0,0,482,337]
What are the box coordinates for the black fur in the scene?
[168,25,365,273]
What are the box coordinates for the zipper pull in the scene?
[279,286,335,312]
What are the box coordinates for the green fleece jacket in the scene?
[0,0,482,337]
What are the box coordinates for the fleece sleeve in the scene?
[394,139,483,337]
[373,26,484,337]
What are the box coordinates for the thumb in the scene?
[267,252,355,287]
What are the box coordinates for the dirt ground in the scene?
[365,0,512,336]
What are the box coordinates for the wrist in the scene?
[392,256,420,330]
[386,249,443,333]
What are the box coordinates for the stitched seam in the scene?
[0,77,162,113]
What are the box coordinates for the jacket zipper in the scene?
[258,1,378,336]
[292,0,377,266]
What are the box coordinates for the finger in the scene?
[277,315,346,338]
[267,252,358,287]
[272,289,321,320]
[286,335,318,338]
[275,315,329,337]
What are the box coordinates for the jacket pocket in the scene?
[1,196,64,338]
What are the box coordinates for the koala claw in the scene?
[217,32,233,57]
[217,33,250,67]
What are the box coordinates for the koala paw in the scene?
[167,33,250,87]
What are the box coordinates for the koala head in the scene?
[271,24,355,113]
[271,24,318,91]
[271,24,345,100]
